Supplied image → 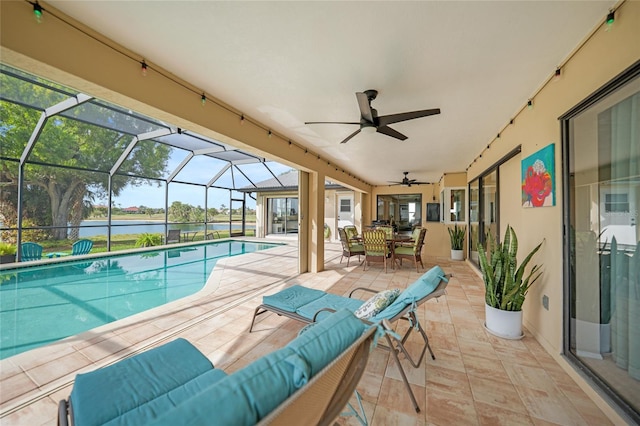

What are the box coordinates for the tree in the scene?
[0,71,171,240]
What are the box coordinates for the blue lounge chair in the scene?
[58,309,378,426]
[72,239,93,255]
[249,265,451,412]
[21,242,43,261]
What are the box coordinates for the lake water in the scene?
[77,220,255,237]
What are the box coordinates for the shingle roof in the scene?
[238,170,344,193]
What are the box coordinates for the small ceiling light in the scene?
[201,93,206,106]
[240,114,245,125]
[606,10,615,30]
[140,60,148,77]
[32,1,43,23]
[362,124,377,134]
[553,67,562,81]
[527,99,533,109]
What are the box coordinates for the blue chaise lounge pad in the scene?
[71,338,219,426]
[295,293,364,321]
[262,285,326,312]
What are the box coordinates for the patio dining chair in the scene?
[21,242,43,261]
[343,225,359,241]
[394,227,427,272]
[362,229,391,273]
[72,239,93,256]
[338,227,364,267]
[165,229,181,244]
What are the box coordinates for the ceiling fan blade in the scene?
[377,108,441,127]
[376,125,407,141]
[339,128,361,144]
[304,121,360,125]
[356,92,374,123]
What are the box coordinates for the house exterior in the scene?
[238,170,363,241]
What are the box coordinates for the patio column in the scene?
[299,170,324,273]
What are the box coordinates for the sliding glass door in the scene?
[562,63,640,422]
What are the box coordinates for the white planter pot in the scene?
[484,303,524,339]
[450,249,464,261]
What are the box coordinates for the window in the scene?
[376,194,422,232]
[562,61,640,422]
[440,187,466,223]
[604,193,630,213]
[340,199,351,213]
[267,197,298,234]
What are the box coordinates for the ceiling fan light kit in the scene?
[305,89,440,144]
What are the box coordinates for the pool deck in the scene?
[0,239,614,425]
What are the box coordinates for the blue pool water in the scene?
[0,241,278,360]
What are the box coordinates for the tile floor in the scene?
[0,240,615,425]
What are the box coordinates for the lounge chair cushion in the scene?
[287,308,366,375]
[295,293,364,321]
[148,309,365,426]
[262,284,326,312]
[354,289,401,319]
[71,338,215,425]
[372,265,448,321]
[103,368,229,425]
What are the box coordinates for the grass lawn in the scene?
[37,229,256,256]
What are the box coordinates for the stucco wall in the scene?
[465,1,640,418]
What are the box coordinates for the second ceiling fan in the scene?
[388,172,431,187]
[305,89,440,144]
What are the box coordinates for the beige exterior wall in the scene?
[465,2,640,420]
[371,183,453,258]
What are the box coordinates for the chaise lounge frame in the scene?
[249,275,451,412]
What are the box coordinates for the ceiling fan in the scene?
[388,172,431,187]
[305,89,440,144]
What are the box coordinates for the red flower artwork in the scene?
[522,160,552,207]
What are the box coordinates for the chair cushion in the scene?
[103,368,229,426]
[148,310,364,426]
[372,265,448,321]
[295,293,364,321]
[287,309,366,376]
[262,285,326,312]
[148,347,306,426]
[394,245,415,255]
[354,289,401,319]
[71,338,214,426]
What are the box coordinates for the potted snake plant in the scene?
[478,225,543,339]
[447,224,466,260]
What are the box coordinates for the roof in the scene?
[237,170,345,193]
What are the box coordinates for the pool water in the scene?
[0,241,278,360]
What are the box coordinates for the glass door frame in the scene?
[560,60,640,424]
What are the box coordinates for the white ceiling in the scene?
[49,0,614,186]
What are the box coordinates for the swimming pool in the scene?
[0,240,279,360]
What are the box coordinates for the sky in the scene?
[94,153,294,210]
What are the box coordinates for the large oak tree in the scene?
[0,71,171,240]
